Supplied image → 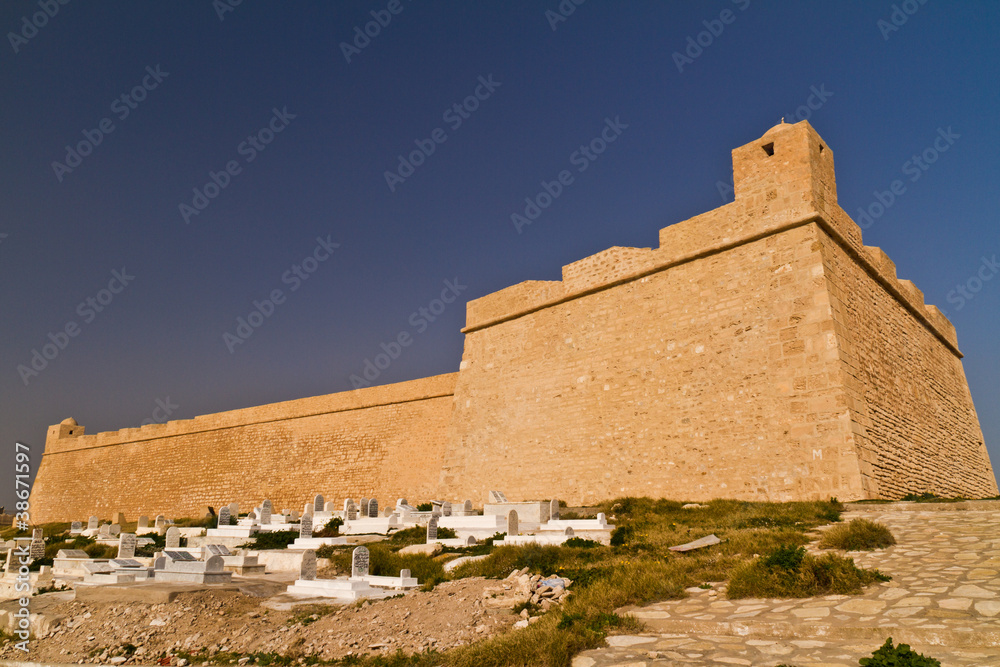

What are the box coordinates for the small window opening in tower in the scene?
[762,142,774,156]
[819,143,825,153]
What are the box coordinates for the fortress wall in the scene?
[29,374,457,523]
[817,228,999,498]
[441,222,868,505]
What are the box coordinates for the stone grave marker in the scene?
[343,498,353,512]
[137,516,149,529]
[489,490,508,503]
[109,524,121,536]
[463,500,473,515]
[507,510,518,536]
[70,521,82,533]
[346,501,357,521]
[426,516,438,542]
[303,502,313,517]
[29,534,45,561]
[359,498,369,517]
[368,499,378,518]
[248,511,257,521]
[324,501,335,512]
[218,506,231,528]
[228,502,239,516]
[300,513,313,539]
[165,526,180,549]
[290,510,299,522]
[57,549,89,559]
[300,550,317,581]
[98,523,111,537]
[154,515,166,529]
[550,499,560,521]
[117,533,137,559]
[32,528,42,540]
[314,494,324,512]
[206,544,230,556]
[112,512,126,526]
[260,500,272,525]
[396,498,408,507]
[442,502,452,516]
[401,568,411,579]
[88,516,99,530]
[352,546,369,578]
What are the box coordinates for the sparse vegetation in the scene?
[238,530,298,551]
[313,517,344,537]
[860,637,941,666]
[819,518,896,551]
[727,545,890,599]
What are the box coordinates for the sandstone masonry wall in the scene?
[29,374,456,523]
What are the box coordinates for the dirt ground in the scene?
[0,576,525,664]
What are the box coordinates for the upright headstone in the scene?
[109,524,121,536]
[29,533,45,561]
[99,524,111,537]
[217,506,231,528]
[303,502,314,517]
[70,521,83,533]
[290,510,299,522]
[550,499,560,521]
[300,550,317,581]
[442,502,452,517]
[137,516,149,529]
[382,507,393,517]
[248,511,257,521]
[343,498,353,512]
[88,516,99,530]
[359,498,369,518]
[165,527,180,549]
[299,514,313,539]
[368,499,378,518]
[112,512,126,526]
[351,546,369,578]
[117,533,137,559]
[313,494,324,513]
[489,490,508,503]
[32,529,42,540]
[154,515,166,529]
[346,501,358,521]
[462,500,473,516]
[507,510,518,536]
[324,501,335,512]
[228,502,239,516]
[426,516,438,542]
[260,500,272,525]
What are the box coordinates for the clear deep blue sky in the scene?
[2,1,998,512]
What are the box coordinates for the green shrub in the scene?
[135,532,165,557]
[819,519,896,551]
[27,556,53,571]
[728,549,889,599]
[314,517,343,537]
[564,538,601,549]
[416,503,432,512]
[323,543,445,588]
[860,637,941,666]
[239,530,298,550]
[900,492,964,503]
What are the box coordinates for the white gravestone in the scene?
[550,499,560,521]
[165,526,180,549]
[137,516,149,529]
[507,510,518,536]
[300,514,313,539]
[117,533,137,559]
[352,546,369,578]
[426,516,438,542]
[88,516,99,530]
[70,521,82,533]
[368,499,378,518]
[260,500,272,525]
[218,506,231,528]
[300,550,317,581]
[313,494,324,513]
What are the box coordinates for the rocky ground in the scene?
[0,568,574,665]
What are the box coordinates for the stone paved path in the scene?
[574,502,1000,666]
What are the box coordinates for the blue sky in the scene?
[2,1,998,511]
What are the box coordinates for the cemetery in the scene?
[1,492,998,666]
